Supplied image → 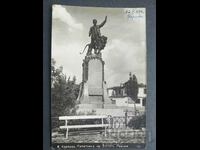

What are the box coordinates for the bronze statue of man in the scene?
[89,16,107,54]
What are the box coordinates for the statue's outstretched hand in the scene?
[105,16,107,20]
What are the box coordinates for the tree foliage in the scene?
[51,58,79,128]
[124,74,138,101]
[128,114,146,129]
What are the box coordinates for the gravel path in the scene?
[52,129,145,143]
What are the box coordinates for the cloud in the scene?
[53,5,83,31]
[103,38,146,86]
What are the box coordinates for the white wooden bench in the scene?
[59,115,109,139]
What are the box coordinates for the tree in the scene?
[125,73,138,100]
[51,58,79,128]
[124,73,139,115]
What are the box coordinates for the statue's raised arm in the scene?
[99,16,107,28]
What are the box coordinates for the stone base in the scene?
[78,103,103,109]
[76,108,125,116]
[103,103,118,109]
[76,104,145,116]
[77,102,117,109]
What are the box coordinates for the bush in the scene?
[128,114,146,129]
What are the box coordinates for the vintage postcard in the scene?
[50,4,149,149]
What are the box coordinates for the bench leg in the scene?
[104,127,106,137]
[65,128,68,139]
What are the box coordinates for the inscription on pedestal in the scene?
[88,59,103,95]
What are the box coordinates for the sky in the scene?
[51,5,146,87]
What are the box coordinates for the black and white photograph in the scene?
[51,5,147,149]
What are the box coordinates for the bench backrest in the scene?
[59,115,108,120]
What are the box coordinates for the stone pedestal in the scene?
[77,54,116,114]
